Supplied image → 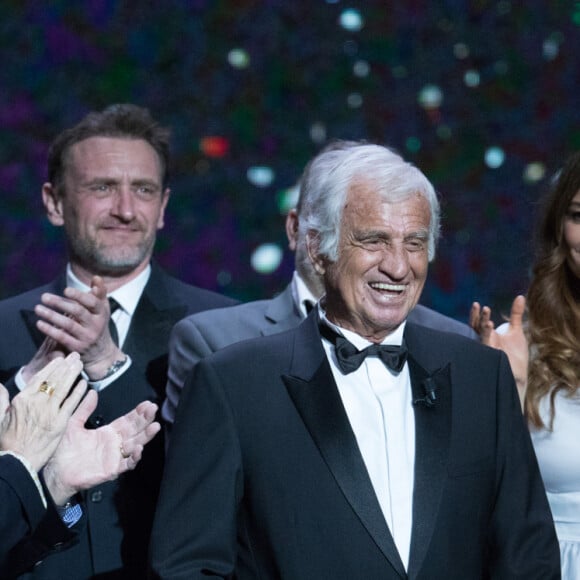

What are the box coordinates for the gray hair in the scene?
[298,141,440,262]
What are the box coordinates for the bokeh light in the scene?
[228,48,250,69]
[251,243,283,274]
[247,166,275,188]
[0,2,577,321]
[464,70,480,88]
[339,9,364,32]
[200,136,229,158]
[523,162,546,183]
[484,147,506,169]
[418,85,444,109]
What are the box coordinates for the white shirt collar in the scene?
[65,264,151,316]
[291,270,319,317]
[318,299,406,348]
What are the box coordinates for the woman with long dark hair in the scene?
[471,151,580,578]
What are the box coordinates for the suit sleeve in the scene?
[162,318,214,428]
[0,459,81,577]
[0,455,47,565]
[487,354,560,579]
[150,359,242,579]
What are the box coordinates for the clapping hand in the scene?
[43,393,161,506]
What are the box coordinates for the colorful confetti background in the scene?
[0,1,578,324]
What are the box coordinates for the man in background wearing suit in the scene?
[151,143,558,579]
[162,140,477,427]
[0,104,236,578]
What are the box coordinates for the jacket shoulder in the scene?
[409,304,477,340]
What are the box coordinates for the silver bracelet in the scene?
[97,356,128,380]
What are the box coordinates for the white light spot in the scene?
[347,92,363,108]
[484,147,505,169]
[523,162,546,183]
[277,185,300,214]
[353,59,370,77]
[543,38,559,61]
[251,243,283,274]
[418,84,443,109]
[310,122,327,144]
[247,166,275,188]
[339,9,364,32]
[464,69,480,87]
[227,48,250,69]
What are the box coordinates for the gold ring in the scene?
[119,442,131,459]
[38,381,56,396]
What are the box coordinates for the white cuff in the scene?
[84,355,132,392]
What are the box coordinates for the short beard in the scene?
[67,235,155,277]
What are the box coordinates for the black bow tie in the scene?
[320,323,408,374]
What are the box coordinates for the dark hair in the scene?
[526,151,580,428]
[47,103,171,189]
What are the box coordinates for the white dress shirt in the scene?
[66,264,150,349]
[291,270,319,318]
[15,265,151,393]
[66,265,151,391]
[319,307,415,570]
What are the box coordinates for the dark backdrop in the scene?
[1,0,579,323]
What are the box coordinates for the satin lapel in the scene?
[282,315,407,578]
[122,271,189,398]
[123,292,188,366]
[404,324,452,580]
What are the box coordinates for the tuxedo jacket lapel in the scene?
[282,314,407,578]
[123,268,189,372]
[404,323,453,579]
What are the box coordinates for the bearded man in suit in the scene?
[162,140,477,428]
[151,143,559,579]
[0,104,236,578]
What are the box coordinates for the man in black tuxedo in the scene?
[0,104,236,578]
[162,140,477,429]
[151,143,559,579]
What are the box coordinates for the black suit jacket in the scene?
[0,456,48,567]
[162,282,476,426]
[151,313,559,579]
[0,457,76,579]
[0,264,236,579]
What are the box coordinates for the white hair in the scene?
[298,142,440,262]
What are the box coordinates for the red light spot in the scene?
[200,136,229,158]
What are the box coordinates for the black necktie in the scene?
[108,297,120,347]
[320,323,408,374]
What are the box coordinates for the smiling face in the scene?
[564,189,580,279]
[312,181,431,342]
[43,136,170,286]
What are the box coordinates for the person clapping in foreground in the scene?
[0,352,160,577]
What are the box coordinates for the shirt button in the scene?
[90,490,103,503]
